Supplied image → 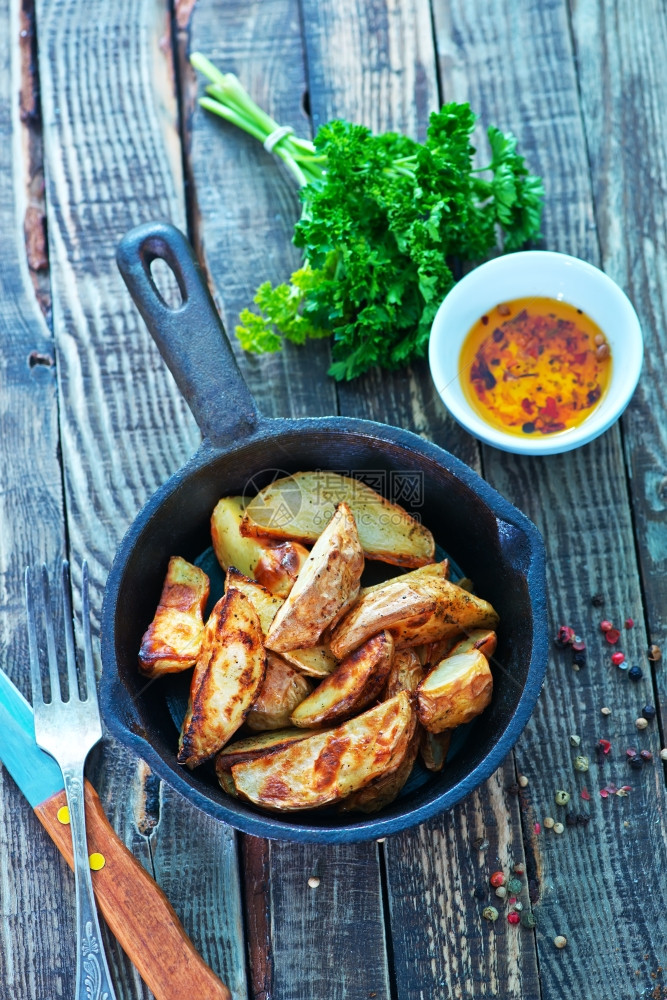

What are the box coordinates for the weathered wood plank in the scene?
[568,0,667,735]
[433,0,667,997]
[0,1,71,996]
[181,3,393,998]
[301,0,481,470]
[33,0,247,995]
[296,2,541,998]
[182,0,337,420]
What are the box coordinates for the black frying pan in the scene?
[100,221,548,844]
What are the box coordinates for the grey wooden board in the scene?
[299,0,540,997]
[0,2,70,996]
[568,0,667,722]
[433,0,667,996]
[184,2,392,998]
[28,0,248,995]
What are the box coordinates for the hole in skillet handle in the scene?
[115,220,259,450]
[149,257,184,309]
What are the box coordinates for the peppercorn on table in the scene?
[1,1,665,999]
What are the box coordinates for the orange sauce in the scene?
[459,296,612,437]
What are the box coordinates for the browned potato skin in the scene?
[254,541,310,597]
[419,729,452,772]
[329,582,436,659]
[449,628,497,660]
[277,644,338,678]
[211,496,308,597]
[266,502,364,652]
[417,649,493,734]
[215,728,314,773]
[231,692,414,811]
[340,709,420,813]
[290,631,394,728]
[388,578,499,649]
[226,567,338,677]
[383,648,425,698]
[177,588,266,768]
[246,653,314,731]
[360,559,449,596]
[138,556,209,677]
[225,567,283,633]
[239,471,435,568]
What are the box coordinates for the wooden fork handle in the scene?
[35,780,232,1000]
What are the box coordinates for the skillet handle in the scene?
[116,221,259,448]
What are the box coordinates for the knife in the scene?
[0,668,231,1000]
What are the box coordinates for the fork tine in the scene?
[41,564,62,703]
[81,561,97,704]
[25,567,44,708]
[61,560,79,702]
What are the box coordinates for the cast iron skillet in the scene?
[100,221,548,844]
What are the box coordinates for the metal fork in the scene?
[26,561,117,1000]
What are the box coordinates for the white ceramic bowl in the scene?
[428,251,643,455]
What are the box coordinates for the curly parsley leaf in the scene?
[232,103,543,379]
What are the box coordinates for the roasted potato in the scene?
[387,578,499,648]
[240,471,435,567]
[138,556,209,677]
[277,644,338,678]
[231,691,414,811]
[340,713,420,813]
[211,496,308,597]
[215,728,314,772]
[177,588,266,768]
[383,647,425,698]
[225,567,283,633]
[266,502,364,652]
[226,567,338,677]
[419,729,452,772]
[290,631,394,728]
[417,649,493,733]
[450,628,497,660]
[360,559,449,596]
[246,653,314,731]
[329,582,436,659]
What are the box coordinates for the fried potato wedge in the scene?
[360,559,450,596]
[388,578,499,649]
[226,568,337,677]
[240,471,435,568]
[231,692,414,811]
[419,729,452,772]
[290,631,394,728]
[139,556,209,677]
[450,628,498,660]
[384,648,425,698]
[177,588,266,768]
[417,649,493,733]
[246,653,314,731]
[329,582,436,659]
[266,502,364,652]
[211,496,308,597]
[225,567,283,633]
[215,728,314,773]
[277,644,338,678]
[340,710,419,813]
[254,540,310,598]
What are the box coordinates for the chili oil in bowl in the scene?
[428,251,643,455]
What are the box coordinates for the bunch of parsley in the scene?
[193,55,544,381]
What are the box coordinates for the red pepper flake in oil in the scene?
[460,296,612,437]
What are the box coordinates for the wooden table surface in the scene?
[1,0,666,997]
